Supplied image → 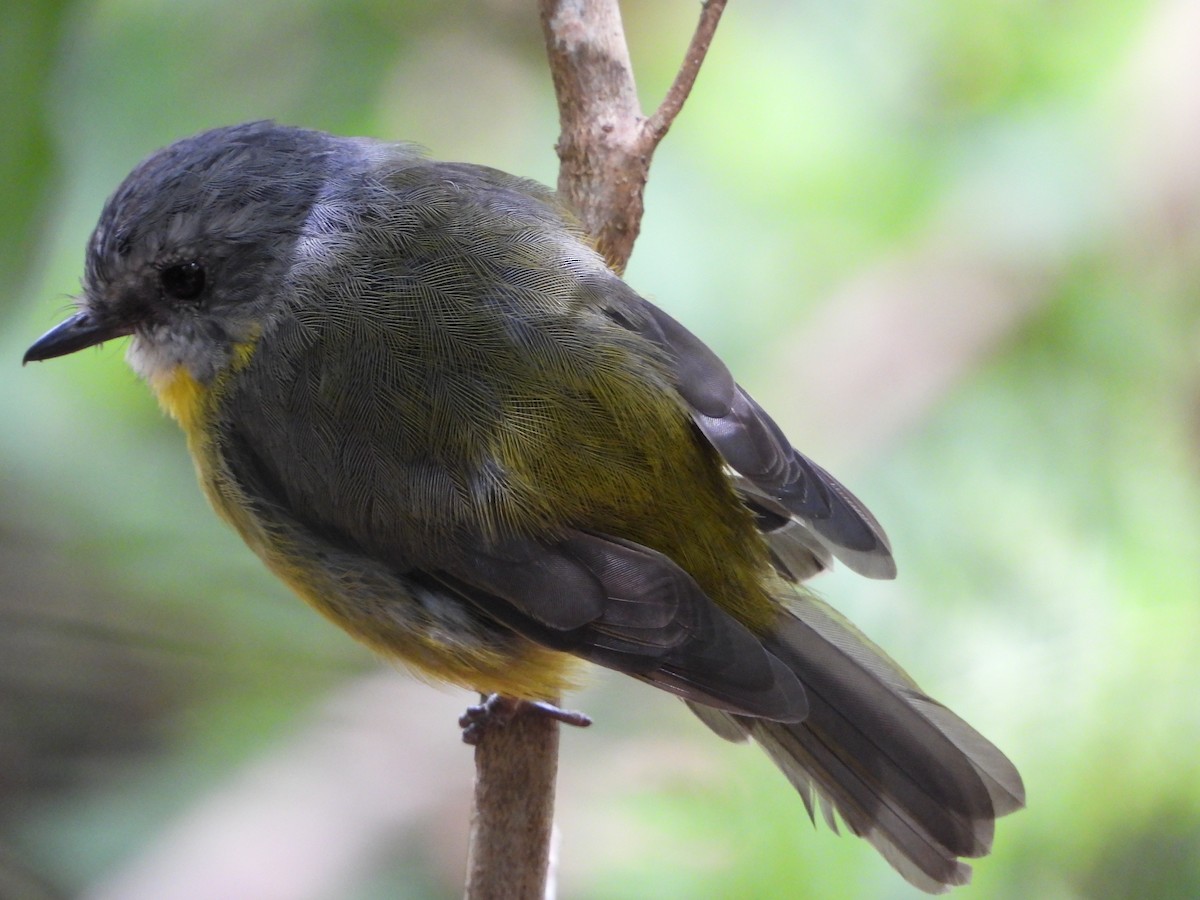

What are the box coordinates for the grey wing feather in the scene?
[433,532,810,723]
[603,294,896,579]
[734,475,833,582]
[686,594,1025,893]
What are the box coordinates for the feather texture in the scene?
[432,532,809,722]
[53,123,1023,894]
[689,595,1025,892]
[602,300,897,579]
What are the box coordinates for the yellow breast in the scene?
[149,364,208,433]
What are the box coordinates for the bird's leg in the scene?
[459,693,592,745]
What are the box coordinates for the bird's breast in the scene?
[146,364,207,433]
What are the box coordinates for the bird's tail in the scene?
[687,592,1024,893]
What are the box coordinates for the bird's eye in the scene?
[160,261,206,302]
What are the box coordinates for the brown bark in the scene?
[538,0,727,272]
[464,704,563,900]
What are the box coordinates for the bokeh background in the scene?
[3,1,1199,898]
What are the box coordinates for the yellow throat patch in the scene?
[145,339,257,436]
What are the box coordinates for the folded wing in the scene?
[601,295,896,579]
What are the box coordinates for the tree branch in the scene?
[464,703,562,900]
[537,0,726,271]
[464,2,729,897]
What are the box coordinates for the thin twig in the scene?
[642,0,729,149]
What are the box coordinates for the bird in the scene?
[24,121,1024,892]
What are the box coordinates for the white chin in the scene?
[125,334,177,381]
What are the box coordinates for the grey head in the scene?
[25,122,340,382]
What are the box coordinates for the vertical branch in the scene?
[465,708,561,900]
[538,0,645,270]
[538,0,727,271]
[464,1,729,897]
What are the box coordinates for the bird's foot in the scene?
[459,693,592,745]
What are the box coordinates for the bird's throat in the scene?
[145,339,257,435]
[149,364,207,433]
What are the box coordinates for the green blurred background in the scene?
[3,1,1199,897]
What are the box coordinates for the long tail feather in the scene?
[688,592,1024,893]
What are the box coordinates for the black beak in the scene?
[23,312,134,364]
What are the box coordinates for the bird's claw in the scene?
[459,694,592,745]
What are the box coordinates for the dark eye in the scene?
[160,261,206,301]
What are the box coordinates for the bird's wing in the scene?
[601,295,896,580]
[429,530,808,723]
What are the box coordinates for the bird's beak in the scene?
[23,311,134,364]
